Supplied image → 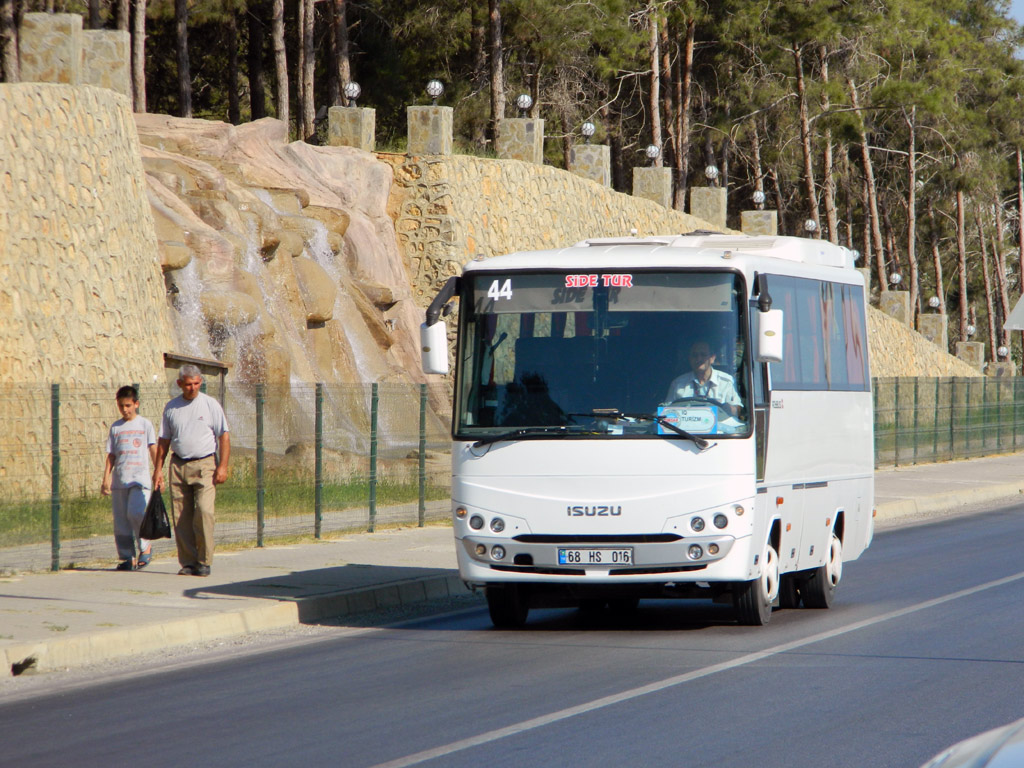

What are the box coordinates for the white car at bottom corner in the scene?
[920,717,1024,767]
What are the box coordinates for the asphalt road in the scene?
[4,506,1024,768]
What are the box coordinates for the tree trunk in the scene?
[227,12,240,125]
[1018,148,1024,359]
[849,79,885,290]
[116,0,129,31]
[978,205,997,359]
[1,0,19,83]
[248,4,267,119]
[272,0,289,130]
[175,0,191,118]
[333,0,350,105]
[926,200,945,316]
[89,0,101,29]
[905,106,919,325]
[131,0,146,111]
[955,178,969,341]
[647,4,662,166]
[488,0,505,144]
[819,46,837,243]
[771,168,786,234]
[470,1,487,149]
[301,0,315,139]
[660,16,672,169]
[992,194,1011,350]
[672,18,694,209]
[794,44,818,234]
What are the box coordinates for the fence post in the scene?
[1015,378,1021,452]
[932,378,940,461]
[966,378,973,456]
[912,378,920,464]
[256,384,265,548]
[894,378,901,467]
[368,383,378,533]
[418,383,427,527]
[950,378,957,460]
[872,377,880,468]
[315,383,324,539]
[50,383,61,572]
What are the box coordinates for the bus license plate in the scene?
[558,548,633,566]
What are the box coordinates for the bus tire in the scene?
[802,532,842,609]
[734,543,779,626]
[778,573,801,609]
[486,584,529,628]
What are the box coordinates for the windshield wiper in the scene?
[570,408,712,451]
[471,425,574,448]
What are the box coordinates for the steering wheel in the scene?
[666,396,730,411]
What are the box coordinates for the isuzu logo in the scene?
[566,505,622,517]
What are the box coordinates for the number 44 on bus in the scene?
[420,233,874,628]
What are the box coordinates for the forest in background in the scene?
[4,0,1024,364]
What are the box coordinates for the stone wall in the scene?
[0,83,173,496]
[868,307,980,378]
[383,153,714,305]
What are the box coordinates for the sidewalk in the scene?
[3,452,1024,679]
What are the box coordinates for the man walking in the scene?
[153,365,230,577]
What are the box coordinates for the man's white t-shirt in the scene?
[665,368,741,408]
[159,392,229,460]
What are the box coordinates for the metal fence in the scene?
[873,376,1024,467]
[5,376,1024,573]
[0,382,452,573]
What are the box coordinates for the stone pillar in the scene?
[987,361,1016,377]
[857,267,872,296]
[328,106,376,152]
[496,118,545,164]
[407,106,453,156]
[19,13,83,85]
[879,290,911,326]
[955,341,985,373]
[740,210,777,236]
[568,144,610,187]
[690,186,728,231]
[917,314,948,351]
[81,30,131,98]
[632,167,673,209]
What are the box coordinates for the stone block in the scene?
[632,167,673,209]
[955,341,985,373]
[917,314,948,351]
[857,267,872,296]
[689,186,727,231]
[569,144,610,187]
[81,30,131,98]
[496,118,544,165]
[328,106,376,152]
[741,210,777,236]
[19,13,82,85]
[407,106,453,156]
[879,290,911,326]
[986,360,1016,377]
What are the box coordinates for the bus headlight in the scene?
[690,517,706,532]
[687,544,704,560]
[469,515,484,530]
[733,504,745,516]
[491,545,506,560]
[490,517,505,533]
[475,544,486,556]
[713,514,728,529]
[708,543,720,555]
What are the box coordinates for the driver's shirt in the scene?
[665,368,741,407]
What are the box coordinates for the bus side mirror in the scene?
[421,321,449,375]
[757,309,783,363]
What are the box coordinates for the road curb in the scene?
[875,483,1024,525]
[3,572,469,677]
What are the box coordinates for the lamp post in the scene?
[998,345,1010,359]
[752,189,765,210]
[343,81,361,107]
[581,121,596,144]
[426,79,444,105]
[804,219,817,234]
[889,272,902,288]
[705,164,719,188]
[928,296,941,310]
[516,94,533,117]
[645,144,660,166]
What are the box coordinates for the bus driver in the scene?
[664,340,742,418]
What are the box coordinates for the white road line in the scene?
[369,570,1024,768]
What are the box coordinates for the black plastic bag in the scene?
[140,490,172,540]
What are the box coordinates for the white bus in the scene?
[421,233,874,627]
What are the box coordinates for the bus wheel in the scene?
[778,573,801,609]
[734,543,779,626]
[802,533,842,609]
[486,584,529,628]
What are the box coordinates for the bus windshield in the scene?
[455,270,751,440]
